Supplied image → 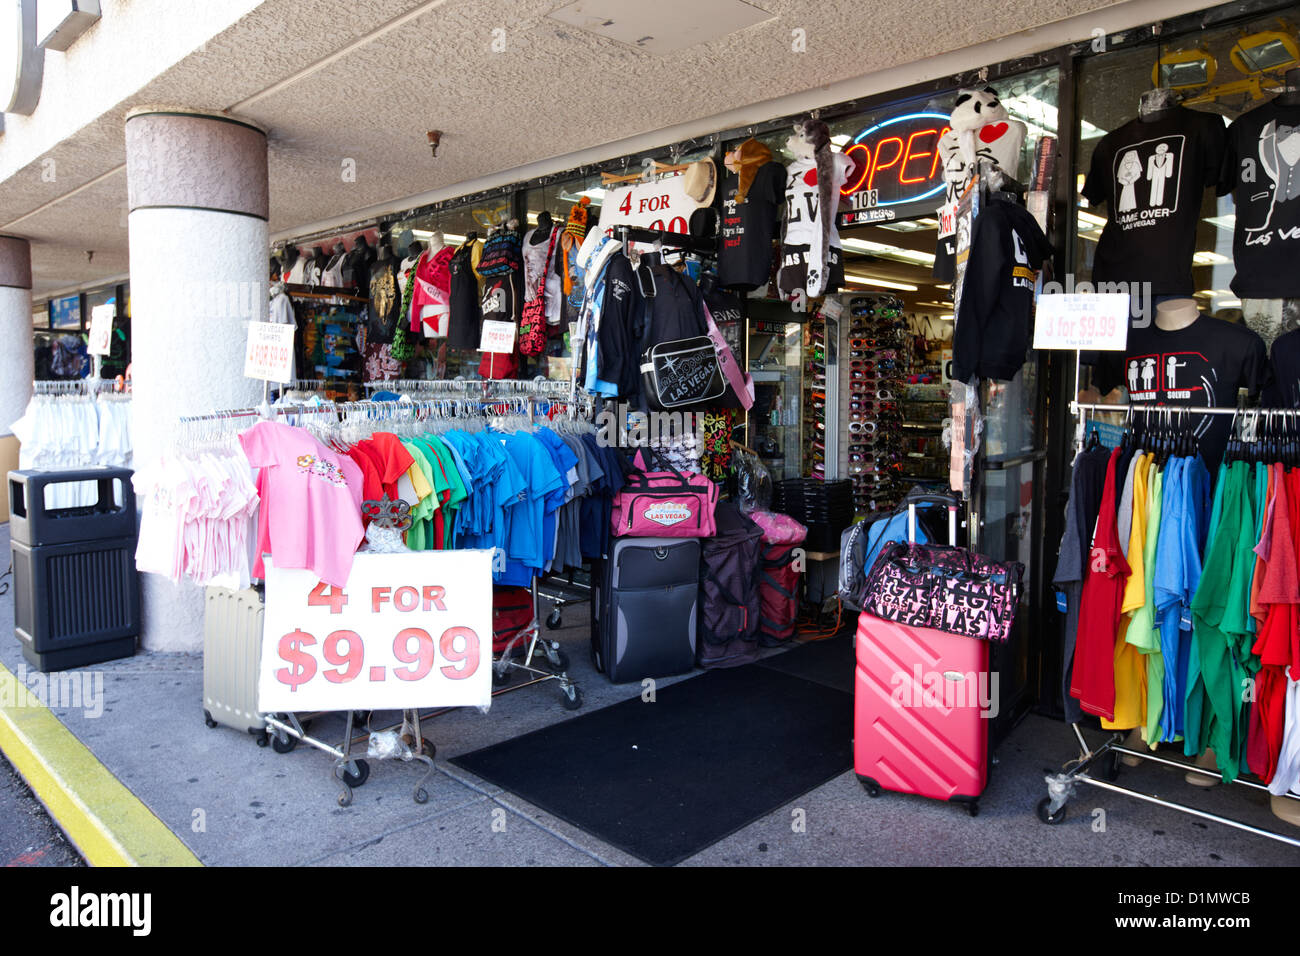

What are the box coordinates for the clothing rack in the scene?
[33,378,120,395]
[1046,397,1300,847]
[181,389,592,803]
[614,224,716,257]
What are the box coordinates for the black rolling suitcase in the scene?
[591,536,700,683]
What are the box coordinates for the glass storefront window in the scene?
[1073,11,1300,333]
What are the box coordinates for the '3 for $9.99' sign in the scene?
[258,551,494,712]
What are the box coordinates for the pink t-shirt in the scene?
[238,421,365,587]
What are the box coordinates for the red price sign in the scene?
[258,551,494,712]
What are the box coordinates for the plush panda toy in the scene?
[937,86,1027,202]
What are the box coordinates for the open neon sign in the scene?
[840,112,951,209]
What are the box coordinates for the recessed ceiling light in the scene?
[843,274,918,292]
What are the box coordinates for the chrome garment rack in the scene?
[1045,398,1300,847]
[181,389,592,805]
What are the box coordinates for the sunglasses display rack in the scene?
[845,294,910,517]
[803,307,831,482]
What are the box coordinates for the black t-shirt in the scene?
[1108,315,1267,469]
[951,195,1053,383]
[367,258,401,343]
[447,242,482,351]
[1218,98,1300,299]
[718,161,786,290]
[1265,327,1300,408]
[1081,106,1226,296]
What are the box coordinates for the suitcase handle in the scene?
[908,502,959,547]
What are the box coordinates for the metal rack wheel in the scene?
[560,682,583,710]
[341,759,370,789]
[1037,796,1067,824]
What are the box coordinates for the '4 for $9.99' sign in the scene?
[258,551,494,712]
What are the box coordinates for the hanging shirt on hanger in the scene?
[1071,447,1131,721]
[238,420,365,587]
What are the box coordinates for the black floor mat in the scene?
[757,633,855,694]
[451,665,854,866]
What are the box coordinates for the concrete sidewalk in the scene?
[2,522,1298,866]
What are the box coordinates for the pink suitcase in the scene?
[853,499,991,816]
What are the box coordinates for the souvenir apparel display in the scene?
[778,119,853,299]
[934,86,1028,281]
[1081,104,1227,296]
[1056,410,1300,793]
[719,138,787,291]
[447,235,483,350]
[951,191,1053,383]
[408,242,454,338]
[1218,97,1300,299]
[1097,305,1267,469]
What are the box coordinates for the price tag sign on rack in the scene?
[1033,293,1130,351]
[87,303,115,356]
[478,319,517,354]
[244,321,295,384]
[258,551,493,712]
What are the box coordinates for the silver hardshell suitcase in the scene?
[203,586,268,744]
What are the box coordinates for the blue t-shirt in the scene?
[497,433,563,586]
[1153,456,1187,742]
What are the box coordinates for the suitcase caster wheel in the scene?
[860,780,882,798]
[546,608,562,629]
[966,802,980,818]
[255,732,269,748]
[1036,796,1066,825]
[414,788,429,805]
[561,684,583,710]
[341,759,370,789]
[203,711,217,729]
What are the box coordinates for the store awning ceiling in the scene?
[1,0,1136,298]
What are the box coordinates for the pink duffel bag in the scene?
[611,449,719,538]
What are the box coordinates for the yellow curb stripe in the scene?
[0,662,202,867]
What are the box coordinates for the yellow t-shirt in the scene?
[1105,453,1151,731]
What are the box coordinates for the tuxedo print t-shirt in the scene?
[1082,107,1226,296]
[1121,315,1267,468]
[1219,98,1300,299]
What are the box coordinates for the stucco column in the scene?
[125,107,268,651]
[0,235,33,521]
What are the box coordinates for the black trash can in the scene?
[8,468,140,670]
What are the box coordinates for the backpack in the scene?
[838,494,946,610]
[698,502,763,668]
